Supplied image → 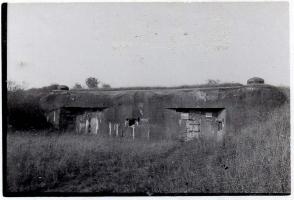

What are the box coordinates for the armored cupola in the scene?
[247,77,265,85]
[57,85,69,90]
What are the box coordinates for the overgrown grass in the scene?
[219,102,290,193]
[6,101,290,194]
[70,82,243,92]
[6,134,178,193]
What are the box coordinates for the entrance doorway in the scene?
[170,108,226,141]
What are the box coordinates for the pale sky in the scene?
[7,2,289,88]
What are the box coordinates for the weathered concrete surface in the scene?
[40,84,286,140]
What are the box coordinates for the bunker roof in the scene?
[40,81,285,112]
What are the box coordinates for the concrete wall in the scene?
[42,84,286,140]
[46,109,60,129]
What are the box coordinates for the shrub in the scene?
[7,84,56,130]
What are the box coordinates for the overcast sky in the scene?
[7,2,289,88]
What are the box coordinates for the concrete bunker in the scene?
[40,78,287,141]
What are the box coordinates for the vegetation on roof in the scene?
[70,82,243,92]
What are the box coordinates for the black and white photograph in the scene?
[2,1,290,196]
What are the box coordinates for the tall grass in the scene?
[6,134,178,193]
[6,101,290,194]
[220,102,290,193]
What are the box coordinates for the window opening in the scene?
[217,121,223,131]
[125,118,140,126]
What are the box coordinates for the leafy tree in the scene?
[86,77,99,89]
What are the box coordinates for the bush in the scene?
[7,84,56,130]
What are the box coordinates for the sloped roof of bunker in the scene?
[39,83,286,112]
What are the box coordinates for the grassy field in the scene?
[6,89,290,194]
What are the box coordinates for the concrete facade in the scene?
[40,79,286,141]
